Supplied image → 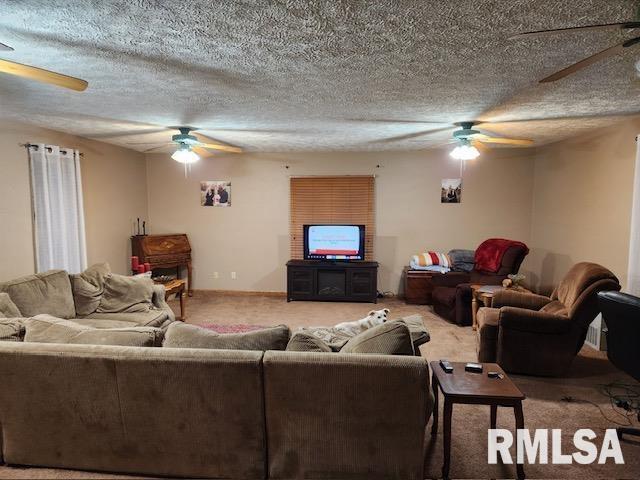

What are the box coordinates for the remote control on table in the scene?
[439,360,454,373]
[465,362,483,373]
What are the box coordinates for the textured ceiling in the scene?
[1,0,640,152]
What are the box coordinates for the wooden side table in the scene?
[430,361,526,480]
[158,279,187,321]
[402,266,443,305]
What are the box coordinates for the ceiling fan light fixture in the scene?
[450,139,480,161]
[171,144,200,164]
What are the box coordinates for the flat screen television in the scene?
[303,224,365,261]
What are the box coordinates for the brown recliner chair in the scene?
[476,262,621,376]
[431,241,529,326]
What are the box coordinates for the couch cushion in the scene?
[0,318,25,342]
[80,310,169,328]
[71,318,140,329]
[24,315,163,347]
[0,270,75,319]
[163,322,290,351]
[340,321,414,355]
[286,332,332,352]
[396,314,430,348]
[97,274,154,314]
[0,293,22,318]
[70,262,111,316]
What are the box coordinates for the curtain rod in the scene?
[20,143,84,157]
[288,174,376,178]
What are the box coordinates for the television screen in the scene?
[304,225,365,261]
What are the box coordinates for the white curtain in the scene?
[627,137,640,295]
[29,144,87,274]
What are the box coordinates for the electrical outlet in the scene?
[231,271,237,280]
[212,272,219,279]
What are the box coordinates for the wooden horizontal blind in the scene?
[290,176,375,260]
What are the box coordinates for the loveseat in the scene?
[431,239,529,326]
[0,265,175,336]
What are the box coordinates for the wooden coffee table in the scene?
[430,361,525,480]
[157,279,187,321]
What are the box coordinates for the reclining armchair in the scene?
[476,262,620,376]
[431,239,529,326]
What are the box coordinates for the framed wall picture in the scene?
[441,178,462,203]
[201,181,231,207]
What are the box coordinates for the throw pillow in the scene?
[340,321,414,355]
[0,292,22,318]
[70,262,111,316]
[24,314,163,347]
[163,322,290,351]
[286,332,332,352]
[0,318,25,342]
[97,274,154,314]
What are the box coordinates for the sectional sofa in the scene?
[0,267,434,479]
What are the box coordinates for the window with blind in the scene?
[290,176,375,260]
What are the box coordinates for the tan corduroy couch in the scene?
[0,267,175,331]
[0,269,433,479]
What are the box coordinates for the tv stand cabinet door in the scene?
[288,267,315,301]
[347,268,377,302]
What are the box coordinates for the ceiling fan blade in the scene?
[192,146,215,158]
[144,145,172,153]
[476,135,534,146]
[346,118,449,125]
[509,21,640,40]
[369,126,454,144]
[0,58,87,91]
[0,42,14,51]
[194,132,243,153]
[212,128,296,133]
[198,143,243,153]
[539,37,640,83]
[89,128,169,139]
[471,140,490,152]
[127,141,174,145]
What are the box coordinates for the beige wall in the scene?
[5,117,634,294]
[527,118,640,293]
[146,149,535,292]
[0,121,148,280]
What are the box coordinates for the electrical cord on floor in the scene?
[561,382,640,426]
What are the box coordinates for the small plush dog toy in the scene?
[333,308,390,336]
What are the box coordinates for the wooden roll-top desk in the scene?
[131,234,193,296]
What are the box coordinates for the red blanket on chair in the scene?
[474,238,528,273]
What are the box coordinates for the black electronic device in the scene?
[440,359,454,373]
[465,362,483,373]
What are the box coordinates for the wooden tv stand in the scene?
[286,259,378,303]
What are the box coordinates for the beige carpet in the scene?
[1,294,639,479]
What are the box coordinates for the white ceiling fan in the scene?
[132,126,243,163]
